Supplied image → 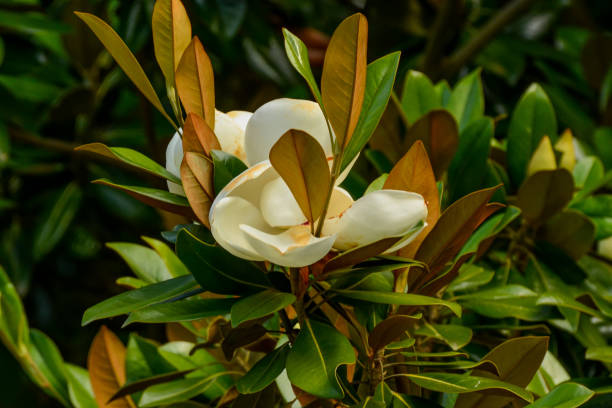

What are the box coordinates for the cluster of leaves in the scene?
[1,0,612,407]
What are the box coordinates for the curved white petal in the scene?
[325,190,427,251]
[166,131,185,195]
[215,110,247,163]
[244,98,333,165]
[326,187,354,218]
[260,177,307,227]
[210,196,274,261]
[240,224,336,267]
[226,110,252,131]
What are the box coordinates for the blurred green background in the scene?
[0,0,611,405]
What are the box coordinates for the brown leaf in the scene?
[403,110,459,178]
[455,336,549,408]
[540,210,595,260]
[269,129,331,223]
[415,186,502,276]
[165,323,197,343]
[385,140,440,259]
[368,315,418,353]
[176,37,216,128]
[184,152,214,198]
[88,326,135,408]
[516,169,574,226]
[180,158,212,227]
[221,324,267,360]
[182,113,220,156]
[152,0,191,84]
[321,13,368,149]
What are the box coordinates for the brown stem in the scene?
[440,0,539,78]
[9,127,77,154]
[421,0,463,78]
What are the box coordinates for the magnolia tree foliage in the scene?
[1,1,612,408]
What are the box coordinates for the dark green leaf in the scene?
[124,298,237,327]
[447,69,484,132]
[236,344,290,394]
[400,70,440,125]
[231,289,295,327]
[211,150,247,194]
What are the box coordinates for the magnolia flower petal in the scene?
[326,187,354,218]
[244,98,333,165]
[166,131,185,195]
[210,196,272,261]
[260,177,307,227]
[227,110,252,130]
[326,190,427,251]
[240,224,336,267]
[597,236,612,260]
[215,110,248,163]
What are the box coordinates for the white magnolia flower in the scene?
[165,109,252,195]
[204,98,428,267]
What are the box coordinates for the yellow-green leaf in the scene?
[152,0,191,84]
[176,37,215,129]
[75,12,176,129]
[321,13,368,149]
[555,129,576,171]
[269,129,331,224]
[88,326,135,408]
[527,136,556,176]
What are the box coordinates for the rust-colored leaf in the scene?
[455,336,549,408]
[176,37,215,128]
[88,326,135,408]
[182,112,220,156]
[403,110,459,179]
[385,140,440,259]
[184,152,214,198]
[321,13,368,149]
[516,169,574,226]
[269,129,331,224]
[152,0,191,84]
[180,158,212,228]
[368,315,418,353]
[416,186,502,276]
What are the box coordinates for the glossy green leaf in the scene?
[75,12,176,128]
[176,229,270,295]
[414,323,472,351]
[110,370,194,404]
[75,143,180,183]
[28,329,70,406]
[92,179,192,217]
[448,117,493,203]
[334,289,461,317]
[507,83,558,185]
[364,174,388,195]
[586,346,612,363]
[342,51,400,170]
[448,264,495,292]
[107,243,173,284]
[211,150,247,194]
[231,289,295,327]
[458,206,521,259]
[141,237,190,278]
[457,285,551,321]
[66,364,97,408]
[124,298,236,327]
[405,373,532,403]
[33,182,82,261]
[81,275,197,325]
[0,74,61,102]
[400,70,440,125]
[139,372,235,407]
[0,266,29,349]
[236,344,290,394]
[447,69,485,132]
[526,383,594,408]
[517,169,574,224]
[283,28,323,104]
[286,319,355,399]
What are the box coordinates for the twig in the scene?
[9,127,77,154]
[441,0,539,78]
[421,0,463,78]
